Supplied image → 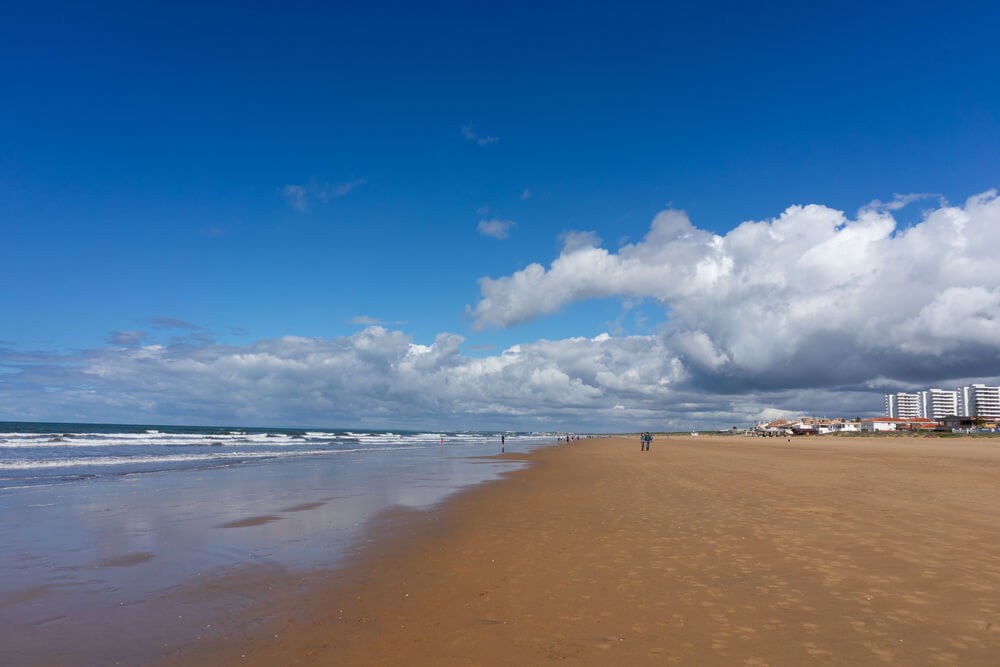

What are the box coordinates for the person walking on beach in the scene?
[644,432,652,451]
[501,434,505,453]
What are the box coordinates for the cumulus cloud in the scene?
[4,190,999,431]
[3,323,997,431]
[559,230,602,253]
[477,218,516,239]
[0,328,735,429]
[461,124,499,146]
[865,192,942,212]
[471,190,1000,394]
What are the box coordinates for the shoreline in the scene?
[0,436,550,667]
[154,448,546,665]
[161,435,1000,665]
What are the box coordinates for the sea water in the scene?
[0,421,552,489]
[0,421,557,665]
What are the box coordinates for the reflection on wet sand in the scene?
[0,442,534,666]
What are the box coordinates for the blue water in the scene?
[0,421,560,665]
[0,421,552,489]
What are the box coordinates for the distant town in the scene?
[747,383,1000,437]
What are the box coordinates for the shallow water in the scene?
[0,426,556,665]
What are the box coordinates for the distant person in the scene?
[501,434,505,453]
[644,432,652,451]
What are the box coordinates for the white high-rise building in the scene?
[920,388,959,419]
[884,392,921,418]
[885,384,1000,420]
[958,384,1000,419]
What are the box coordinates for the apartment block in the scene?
[884,392,921,418]
[920,388,959,419]
[886,384,1000,420]
[958,384,1000,419]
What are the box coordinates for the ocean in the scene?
[0,421,553,489]
[0,421,559,665]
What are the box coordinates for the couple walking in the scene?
[640,432,652,451]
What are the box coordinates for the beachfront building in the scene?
[859,418,900,432]
[884,392,921,419]
[941,415,977,431]
[884,385,999,419]
[827,422,859,433]
[958,384,1000,419]
[858,417,936,432]
[752,419,792,437]
[789,421,819,435]
[920,388,959,420]
[898,418,938,431]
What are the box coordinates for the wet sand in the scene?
[0,443,534,667]
[165,434,1000,665]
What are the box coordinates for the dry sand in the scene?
[166,435,1000,665]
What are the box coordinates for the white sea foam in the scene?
[346,432,453,445]
[0,444,432,471]
[0,448,336,470]
[0,432,318,448]
[0,426,551,486]
[0,431,535,449]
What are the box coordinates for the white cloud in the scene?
[331,178,367,198]
[864,192,942,212]
[471,189,1000,392]
[461,124,499,146]
[349,315,407,327]
[0,327,714,429]
[559,230,602,253]
[282,178,367,211]
[5,189,999,431]
[283,184,308,211]
[4,319,997,431]
[477,219,516,240]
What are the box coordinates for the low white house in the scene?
[858,418,900,432]
[828,422,859,433]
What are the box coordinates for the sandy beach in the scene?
[161,434,1000,666]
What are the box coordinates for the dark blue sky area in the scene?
[3,1,999,351]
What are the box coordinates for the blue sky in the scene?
[2,1,999,429]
